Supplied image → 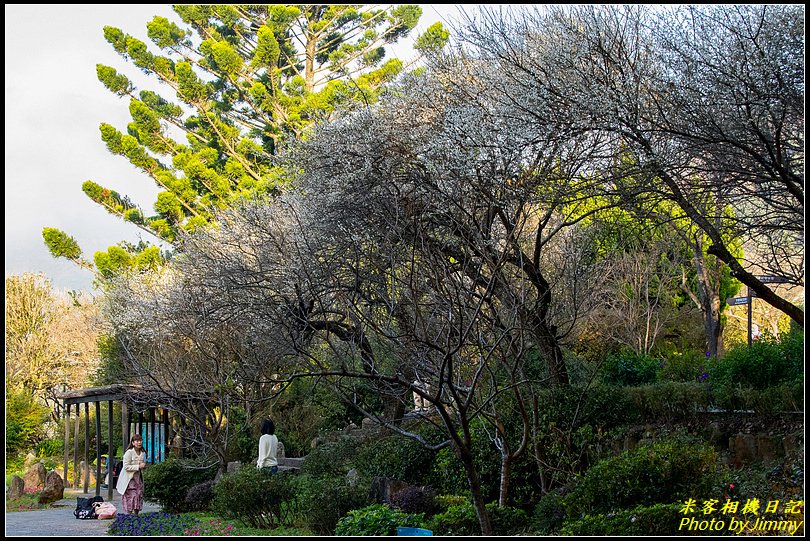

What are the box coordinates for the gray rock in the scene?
[23,462,47,490]
[7,475,25,500]
[38,471,64,504]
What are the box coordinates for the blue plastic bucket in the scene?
[397,527,433,536]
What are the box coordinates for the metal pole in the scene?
[747,287,753,346]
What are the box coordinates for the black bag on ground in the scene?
[74,495,103,519]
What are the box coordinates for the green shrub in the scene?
[390,485,438,515]
[529,384,640,488]
[301,438,361,478]
[559,503,694,535]
[184,479,216,511]
[5,390,49,455]
[626,381,711,422]
[434,494,469,511]
[656,350,708,382]
[35,438,64,458]
[561,436,719,517]
[355,431,439,485]
[335,503,425,536]
[531,488,567,535]
[212,467,299,529]
[293,474,371,535]
[600,351,660,386]
[224,407,258,464]
[143,458,217,513]
[424,415,546,503]
[709,332,803,410]
[428,501,529,535]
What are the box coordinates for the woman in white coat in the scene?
[116,433,147,515]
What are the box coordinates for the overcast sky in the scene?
[4,4,493,293]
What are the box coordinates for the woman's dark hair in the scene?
[127,433,144,452]
[260,419,275,436]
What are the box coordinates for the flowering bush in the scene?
[7,488,47,512]
[107,512,240,536]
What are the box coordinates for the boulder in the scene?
[78,460,97,486]
[7,475,25,500]
[38,471,64,504]
[23,462,47,490]
[23,452,39,468]
[369,477,410,505]
[346,468,359,487]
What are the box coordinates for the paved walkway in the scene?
[5,487,161,537]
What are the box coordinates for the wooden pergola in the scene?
[57,384,185,501]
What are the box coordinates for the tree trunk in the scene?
[498,453,512,507]
[305,32,316,93]
[534,319,568,385]
[455,442,493,535]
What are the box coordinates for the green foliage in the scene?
[414,22,449,53]
[434,494,469,511]
[93,243,165,279]
[5,389,49,455]
[354,432,438,485]
[600,350,660,386]
[221,406,255,464]
[559,503,690,536]
[183,480,216,512]
[335,503,425,536]
[143,458,217,513]
[49,4,432,271]
[301,438,362,478]
[34,438,64,458]
[708,331,804,410]
[95,333,129,386]
[268,379,365,457]
[561,436,719,517]
[41,228,84,261]
[625,382,711,422]
[531,488,567,535]
[428,432,503,500]
[293,474,371,535]
[390,485,437,515]
[211,467,298,529]
[655,349,709,382]
[428,501,529,536]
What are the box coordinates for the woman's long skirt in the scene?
[121,471,144,514]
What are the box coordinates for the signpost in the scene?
[755,275,791,284]
[727,275,790,345]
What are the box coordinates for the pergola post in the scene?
[95,401,102,496]
[73,407,79,489]
[83,403,90,493]
[63,403,70,487]
[107,400,114,501]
